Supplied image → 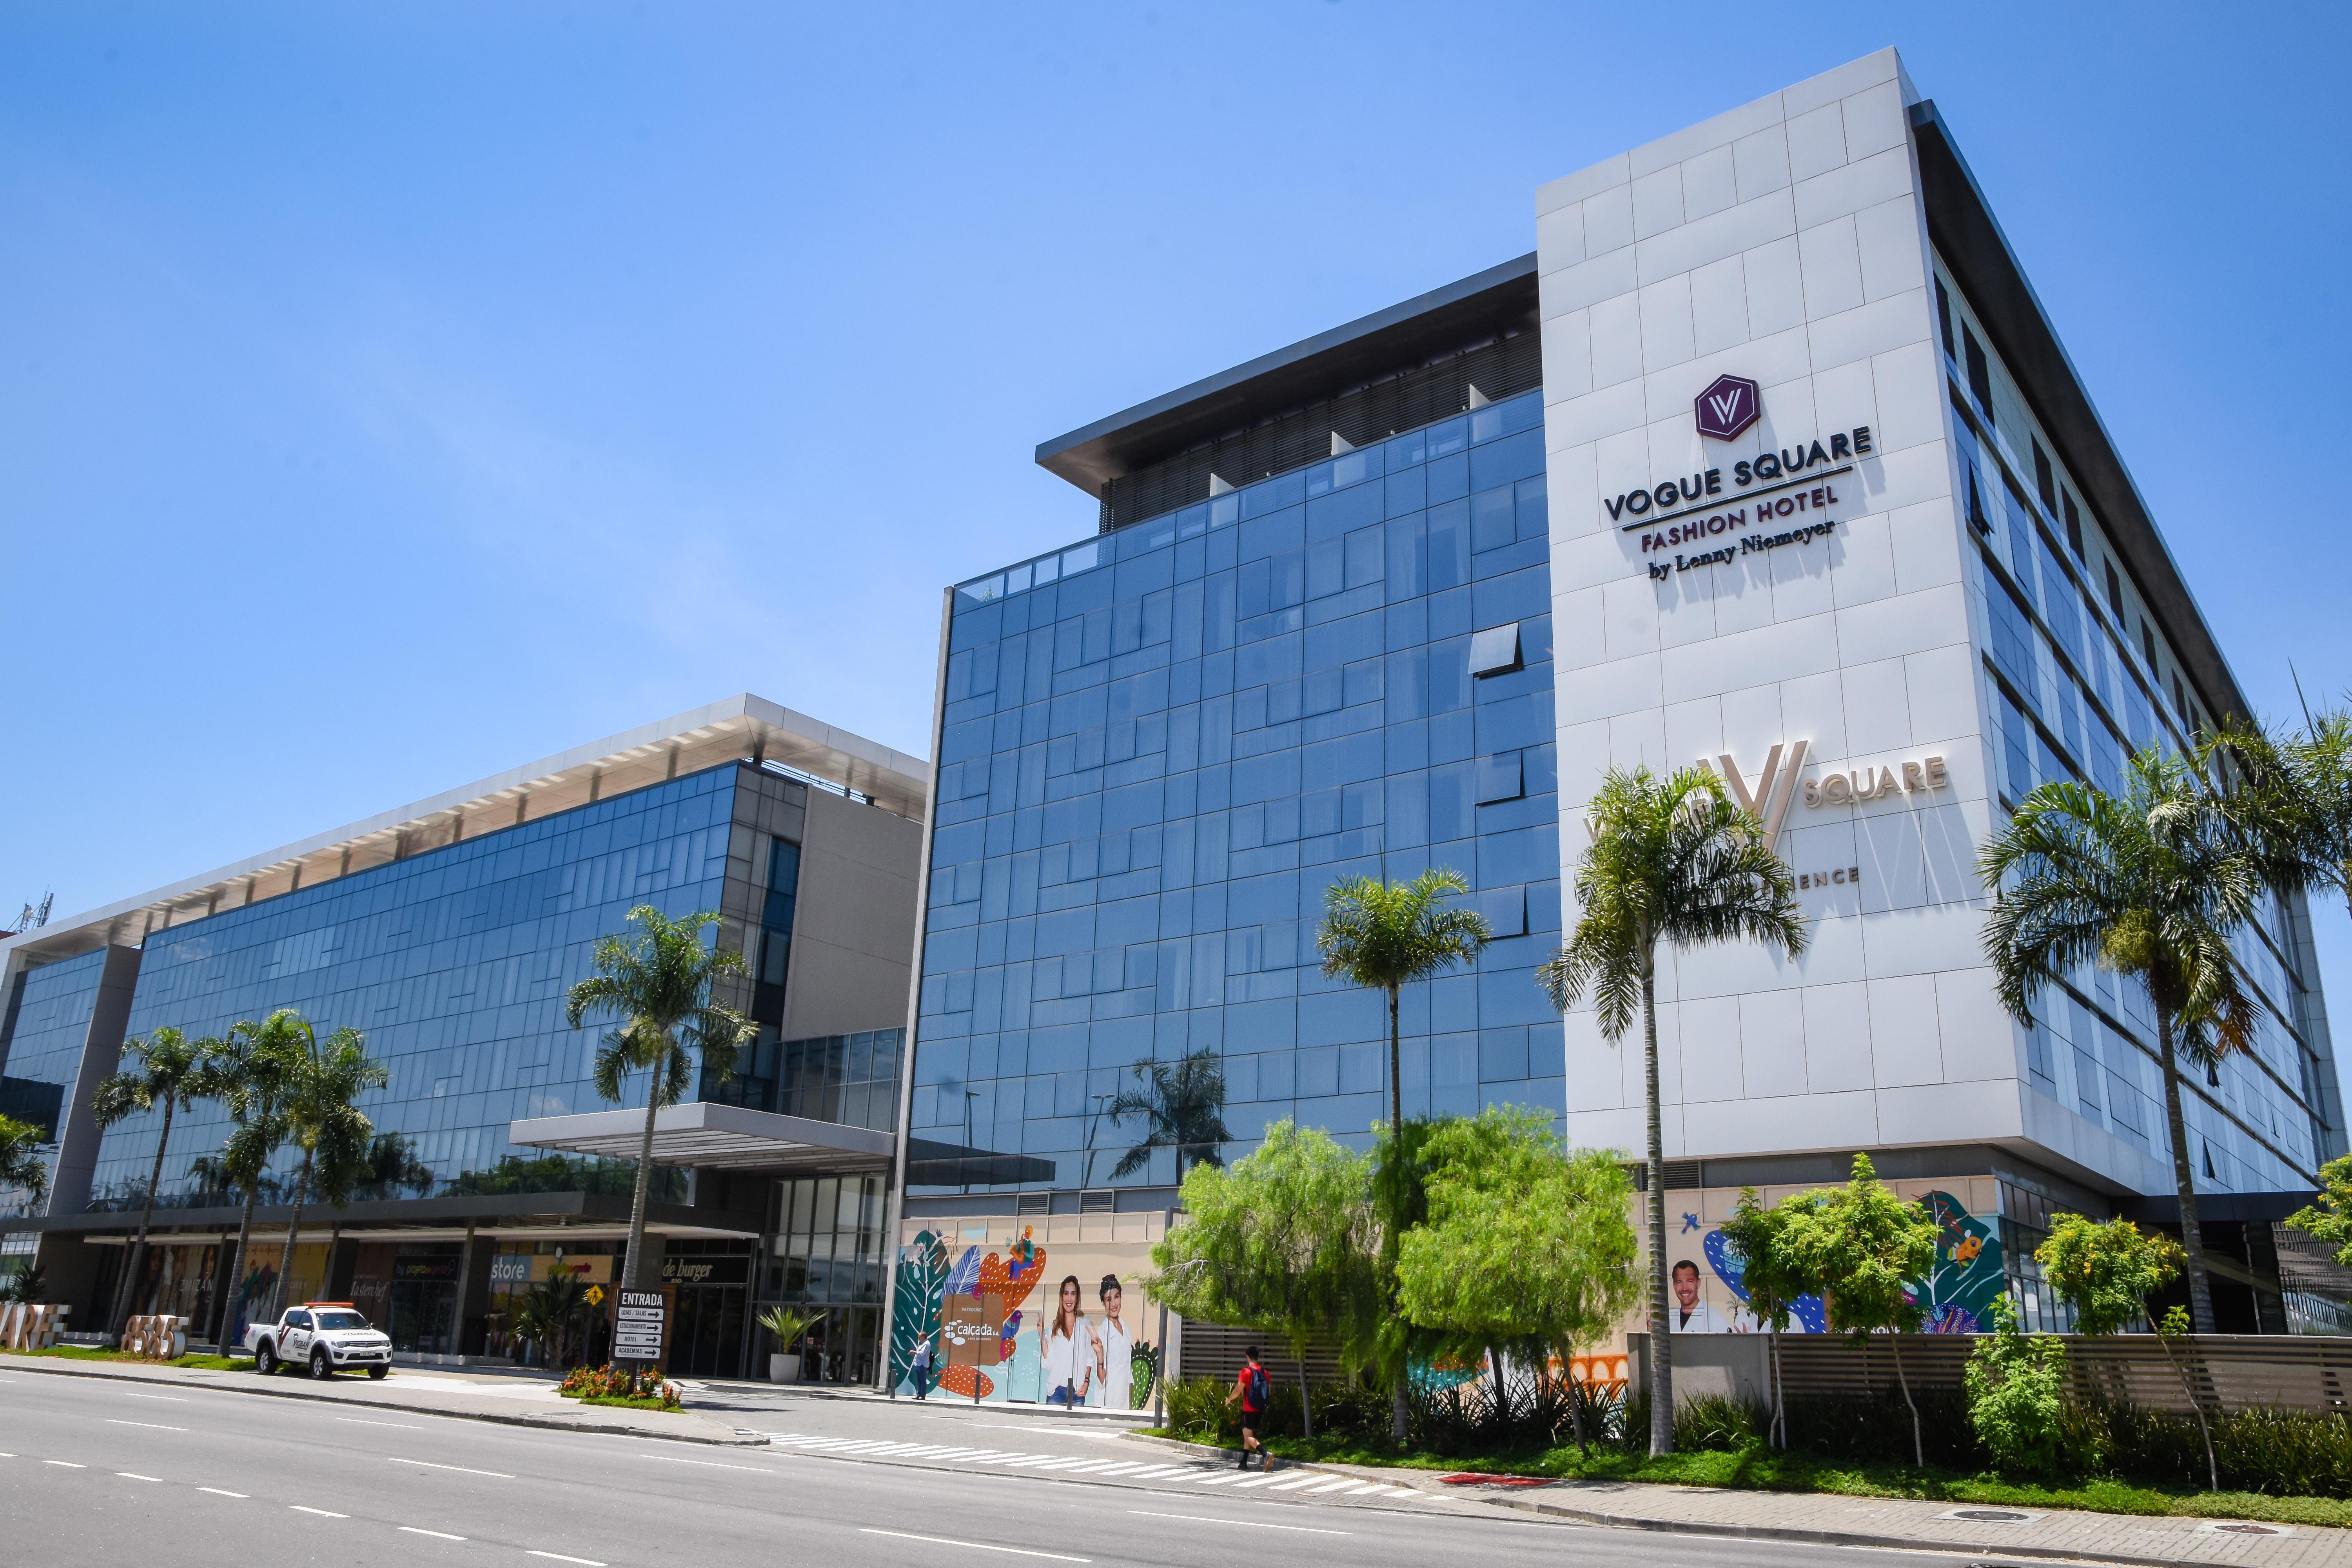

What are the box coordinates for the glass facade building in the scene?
[0,698,929,1377]
[912,387,1561,1194]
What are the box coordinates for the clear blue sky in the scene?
[6,4,2350,1003]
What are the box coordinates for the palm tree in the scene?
[1980,747,2269,1333]
[0,1112,51,1216]
[1315,869,1494,1142]
[1538,764,1806,1456]
[91,1025,215,1332]
[1105,1049,1234,1180]
[202,1011,309,1340]
[267,1025,390,1319]
[1315,867,1492,1444]
[566,906,757,1294]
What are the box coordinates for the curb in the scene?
[1113,1432,2223,1568]
[690,1379,1155,1425]
[0,1354,767,1447]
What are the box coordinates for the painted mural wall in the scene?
[889,1216,1166,1407]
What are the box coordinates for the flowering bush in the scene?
[559,1362,681,1409]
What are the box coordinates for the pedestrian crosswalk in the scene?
[754,1433,1437,1506]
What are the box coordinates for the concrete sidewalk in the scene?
[0,1350,764,1446]
[1120,1433,2346,1568]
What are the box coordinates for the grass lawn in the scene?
[2,1344,254,1371]
[1138,1429,2352,1529]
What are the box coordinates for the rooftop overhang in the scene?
[509,1102,897,1175]
[1911,100,2251,727]
[4,693,929,969]
[1034,253,1540,498]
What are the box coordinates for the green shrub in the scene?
[1676,1391,1770,1452]
[1964,1302,2069,1477]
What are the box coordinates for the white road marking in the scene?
[861,1529,1089,1562]
[1299,1479,1360,1494]
[1189,1474,1243,1485]
[528,1553,607,1565]
[116,1472,162,1482]
[122,1392,189,1401]
[1129,1511,1351,1535]
[387,1457,513,1478]
[107,1419,188,1432]
[44,1461,87,1468]
[1340,1482,1390,1495]
[1263,1475,1323,1491]
[290,1506,348,1517]
[338,1417,424,1430]
[400,1527,466,1540]
[639,1454,770,1473]
[197,1486,247,1497]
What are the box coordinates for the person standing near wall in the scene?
[911,1333,934,1400]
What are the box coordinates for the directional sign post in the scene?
[612,1286,672,1368]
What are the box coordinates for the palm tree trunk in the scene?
[1642,962,1672,1457]
[272,1151,313,1320]
[1386,981,1408,1446]
[1769,1327,1785,1449]
[2156,1007,2217,1333]
[113,1103,175,1335]
[221,1190,258,1349]
[1296,1350,1312,1440]
[623,1046,664,1298]
[1889,1330,1922,1468]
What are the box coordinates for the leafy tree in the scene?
[1717,1186,1815,1449]
[566,906,757,1293]
[0,1112,51,1216]
[1783,1153,1938,1468]
[444,1152,663,1200]
[2,1263,46,1305]
[1105,1047,1232,1179]
[1393,1107,1637,1454]
[343,1131,436,1202]
[1364,1114,1445,1444]
[267,1024,390,1318]
[2036,1214,2214,1489]
[196,1011,307,1341]
[1316,869,1491,1143]
[1149,1119,1382,1439]
[1964,1296,2068,1477]
[1539,765,1806,1455]
[91,1025,215,1332]
[1980,748,2270,1333]
[2035,1214,2183,1334]
[2286,1154,2352,1265]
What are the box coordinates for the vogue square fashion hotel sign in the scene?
[1617,374,1874,582]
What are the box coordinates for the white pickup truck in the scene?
[245,1301,392,1379]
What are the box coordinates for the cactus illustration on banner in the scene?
[1914,1190,2005,1332]
[888,1230,950,1394]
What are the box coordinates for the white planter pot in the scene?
[769,1353,801,1384]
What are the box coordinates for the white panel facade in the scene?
[1536,49,2177,1198]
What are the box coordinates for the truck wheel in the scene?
[310,1347,332,1379]
[255,1343,278,1376]
[367,1365,388,1380]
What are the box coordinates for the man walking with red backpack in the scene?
[1227,1346,1271,1470]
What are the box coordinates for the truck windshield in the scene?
[313,1311,370,1331]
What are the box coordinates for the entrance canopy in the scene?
[509,1101,894,1174]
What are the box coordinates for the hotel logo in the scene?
[1694,374,1761,441]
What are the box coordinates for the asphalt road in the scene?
[2,1368,2018,1568]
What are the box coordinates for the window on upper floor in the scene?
[2033,440,2056,513]
[1936,276,1956,359]
[2141,622,2158,671]
[1964,326,1994,425]
[2062,492,2084,559]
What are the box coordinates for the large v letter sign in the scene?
[1708,740,1808,849]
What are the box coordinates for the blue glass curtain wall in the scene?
[0,947,108,1211]
[85,765,746,1211]
[918,388,1562,1192]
